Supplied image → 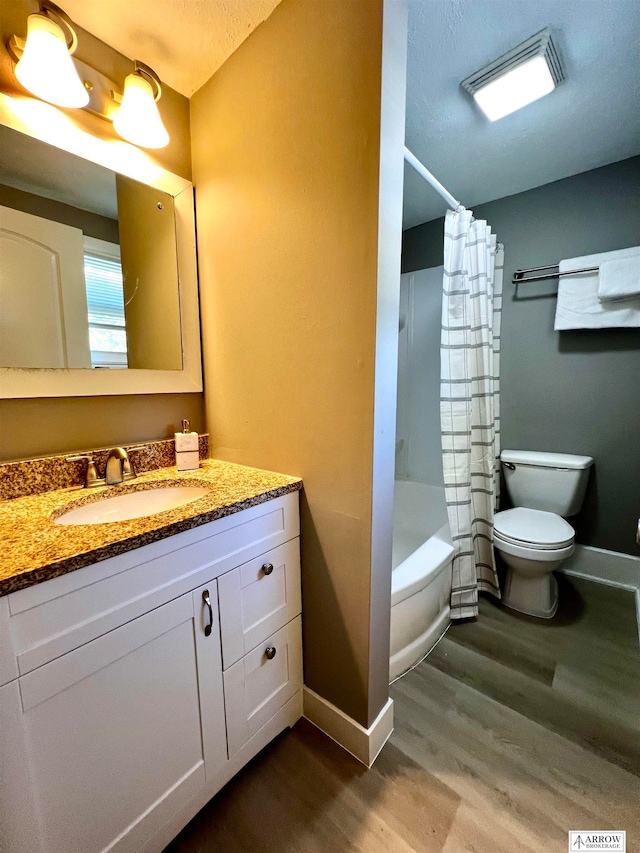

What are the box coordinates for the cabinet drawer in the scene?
[218,538,301,669]
[223,616,303,757]
[8,492,299,675]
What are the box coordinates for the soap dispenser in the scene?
[175,419,200,471]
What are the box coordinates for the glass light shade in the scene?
[113,73,170,149]
[473,55,556,121]
[15,14,89,109]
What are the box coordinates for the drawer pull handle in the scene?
[202,589,213,637]
[262,563,274,576]
[265,646,277,660]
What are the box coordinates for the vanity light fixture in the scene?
[112,62,170,149]
[6,6,170,150]
[461,28,564,121]
[7,1,89,109]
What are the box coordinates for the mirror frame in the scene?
[0,92,202,397]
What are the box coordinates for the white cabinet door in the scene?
[0,679,44,853]
[218,539,302,669]
[0,205,91,368]
[10,582,226,853]
[0,596,18,687]
[223,616,303,757]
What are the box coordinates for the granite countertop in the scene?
[0,459,302,597]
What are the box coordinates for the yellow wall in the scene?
[0,0,204,462]
[0,394,204,461]
[191,0,406,726]
[116,176,182,370]
[0,0,408,726]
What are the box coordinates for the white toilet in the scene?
[494,450,594,619]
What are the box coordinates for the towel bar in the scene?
[512,264,598,285]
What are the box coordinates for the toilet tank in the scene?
[500,450,594,516]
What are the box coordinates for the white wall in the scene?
[395,266,443,487]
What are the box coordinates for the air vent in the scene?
[461,28,565,121]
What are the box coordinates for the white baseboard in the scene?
[303,687,393,768]
[558,544,640,644]
[559,544,640,590]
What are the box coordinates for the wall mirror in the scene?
[0,99,201,398]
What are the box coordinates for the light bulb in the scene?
[113,73,170,149]
[15,14,89,109]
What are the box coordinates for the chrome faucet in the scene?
[105,447,137,486]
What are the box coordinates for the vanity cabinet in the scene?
[0,492,302,853]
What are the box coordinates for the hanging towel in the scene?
[598,251,640,302]
[554,247,640,330]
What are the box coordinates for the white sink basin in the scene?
[55,486,211,526]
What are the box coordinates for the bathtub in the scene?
[390,480,454,682]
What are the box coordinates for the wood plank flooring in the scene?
[427,575,640,776]
[165,576,640,852]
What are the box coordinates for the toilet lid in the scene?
[494,508,575,548]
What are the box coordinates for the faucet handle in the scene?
[123,445,145,479]
[65,455,104,488]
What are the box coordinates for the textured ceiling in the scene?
[404,0,640,228]
[34,0,640,227]
[60,0,282,97]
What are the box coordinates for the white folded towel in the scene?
[554,247,640,330]
[598,253,640,302]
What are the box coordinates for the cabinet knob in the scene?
[202,589,213,637]
[262,563,274,576]
[265,646,277,660]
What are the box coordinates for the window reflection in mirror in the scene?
[0,124,183,371]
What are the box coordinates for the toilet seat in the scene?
[493,536,575,563]
[494,508,574,550]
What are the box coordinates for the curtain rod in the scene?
[403,146,462,212]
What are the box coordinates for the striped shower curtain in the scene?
[440,208,503,620]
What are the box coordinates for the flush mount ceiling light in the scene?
[461,28,564,121]
[112,61,170,149]
[7,1,89,109]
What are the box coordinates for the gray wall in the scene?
[402,156,640,556]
